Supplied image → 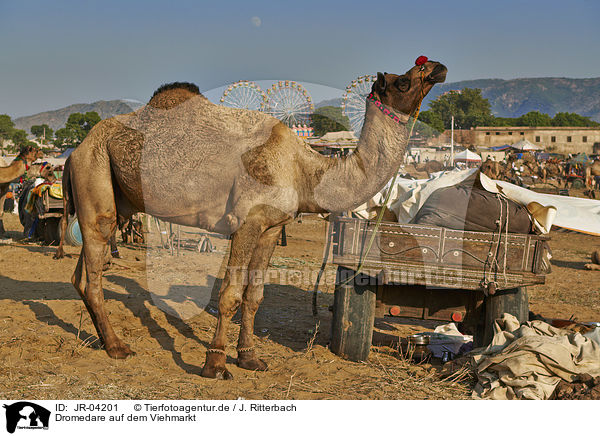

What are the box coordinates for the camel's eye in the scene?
[395,76,411,92]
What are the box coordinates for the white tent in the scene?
[454,149,482,162]
[511,139,543,151]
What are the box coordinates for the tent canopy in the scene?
[569,153,590,164]
[511,139,543,151]
[454,149,482,162]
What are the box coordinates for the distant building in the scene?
[437,126,600,154]
[292,124,314,138]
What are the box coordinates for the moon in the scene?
[251,16,261,27]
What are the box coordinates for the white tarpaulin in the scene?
[354,168,600,236]
[511,139,543,151]
[454,149,482,162]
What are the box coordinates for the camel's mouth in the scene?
[426,63,447,84]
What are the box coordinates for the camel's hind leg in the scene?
[70,173,133,359]
[236,225,282,371]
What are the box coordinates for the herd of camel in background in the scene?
[405,151,600,197]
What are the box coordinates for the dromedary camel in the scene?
[585,160,600,189]
[61,58,447,379]
[0,146,48,236]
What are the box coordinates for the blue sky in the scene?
[1,0,599,117]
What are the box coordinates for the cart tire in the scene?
[330,266,376,362]
[483,287,528,346]
[43,217,61,245]
[65,217,83,247]
[572,178,584,189]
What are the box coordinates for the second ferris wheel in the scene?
[266,81,314,128]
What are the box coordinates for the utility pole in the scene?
[450,115,455,167]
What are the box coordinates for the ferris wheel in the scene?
[266,81,314,127]
[341,74,377,136]
[219,80,268,111]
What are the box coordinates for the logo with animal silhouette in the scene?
[3,402,50,433]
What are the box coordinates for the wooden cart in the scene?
[33,188,63,245]
[329,217,551,361]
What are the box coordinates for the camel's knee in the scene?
[218,290,242,317]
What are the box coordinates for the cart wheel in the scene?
[572,178,584,189]
[482,287,529,346]
[330,266,376,362]
[43,217,61,245]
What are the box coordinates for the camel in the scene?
[539,160,563,185]
[585,250,600,271]
[585,160,600,189]
[0,147,51,236]
[61,59,447,379]
[480,158,500,179]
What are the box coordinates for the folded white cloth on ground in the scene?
[471,313,600,400]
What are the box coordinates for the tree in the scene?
[31,124,54,142]
[54,111,101,149]
[552,112,599,127]
[310,106,350,136]
[427,88,494,130]
[418,110,445,133]
[0,114,15,141]
[516,111,552,127]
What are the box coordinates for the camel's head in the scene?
[29,162,57,183]
[372,57,447,116]
[40,163,56,183]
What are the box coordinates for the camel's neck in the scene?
[302,100,410,212]
[0,159,27,184]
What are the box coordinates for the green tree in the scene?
[516,111,552,127]
[427,88,494,130]
[418,110,444,133]
[54,127,78,149]
[310,106,350,136]
[0,114,15,141]
[54,111,101,149]
[552,112,599,127]
[31,124,54,142]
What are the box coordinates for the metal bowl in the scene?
[408,334,430,345]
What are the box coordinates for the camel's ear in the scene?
[395,75,411,92]
[375,72,387,94]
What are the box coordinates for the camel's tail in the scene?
[54,156,74,259]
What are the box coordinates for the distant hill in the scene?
[13,99,143,133]
[315,98,342,109]
[424,77,600,121]
[316,77,600,122]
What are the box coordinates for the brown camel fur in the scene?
[585,160,600,188]
[585,250,600,271]
[62,60,447,379]
[0,147,51,236]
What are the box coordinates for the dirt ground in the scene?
[0,206,598,400]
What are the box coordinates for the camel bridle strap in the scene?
[366,93,410,124]
[313,70,429,313]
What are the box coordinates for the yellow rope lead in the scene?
[340,72,426,286]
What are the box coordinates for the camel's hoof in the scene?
[105,342,135,359]
[237,357,268,372]
[201,364,233,380]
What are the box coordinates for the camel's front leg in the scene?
[236,225,282,372]
[201,219,264,380]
